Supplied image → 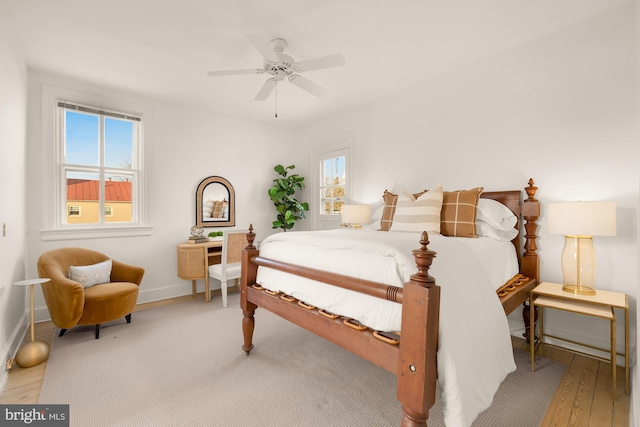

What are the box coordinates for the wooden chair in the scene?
[208,230,248,307]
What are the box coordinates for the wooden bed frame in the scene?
[240,179,540,427]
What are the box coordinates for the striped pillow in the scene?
[441,187,484,237]
[390,185,443,234]
[379,189,428,231]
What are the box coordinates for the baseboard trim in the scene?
[0,312,29,391]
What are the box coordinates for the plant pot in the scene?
[208,236,223,241]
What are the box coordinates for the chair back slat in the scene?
[225,232,248,265]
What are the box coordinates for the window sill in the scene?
[40,225,154,241]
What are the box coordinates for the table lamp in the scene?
[341,205,370,229]
[547,201,616,295]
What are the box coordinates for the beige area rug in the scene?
[39,293,565,426]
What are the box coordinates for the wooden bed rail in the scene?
[250,255,405,304]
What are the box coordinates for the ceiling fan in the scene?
[207,35,346,101]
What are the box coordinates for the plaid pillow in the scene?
[441,187,484,237]
[212,200,227,218]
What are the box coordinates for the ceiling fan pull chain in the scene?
[275,80,278,118]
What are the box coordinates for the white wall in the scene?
[24,70,292,317]
[292,5,638,359]
[0,0,29,387]
[633,2,639,425]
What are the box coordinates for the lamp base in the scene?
[15,340,49,368]
[562,284,596,295]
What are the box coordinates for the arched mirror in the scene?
[196,176,235,227]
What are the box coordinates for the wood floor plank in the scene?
[542,353,584,426]
[589,360,613,427]
[541,342,576,366]
[0,380,42,404]
[570,357,599,426]
[613,365,630,427]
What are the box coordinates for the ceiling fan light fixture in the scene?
[270,38,288,53]
[207,35,345,104]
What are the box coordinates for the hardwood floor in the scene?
[0,294,630,427]
[511,336,630,427]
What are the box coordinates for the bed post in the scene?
[397,232,440,427]
[521,178,540,282]
[521,179,540,343]
[241,224,258,355]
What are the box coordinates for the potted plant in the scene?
[268,164,309,232]
[207,231,223,241]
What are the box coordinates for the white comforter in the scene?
[256,229,517,427]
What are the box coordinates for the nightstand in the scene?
[529,282,629,399]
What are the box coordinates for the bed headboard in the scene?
[480,178,540,283]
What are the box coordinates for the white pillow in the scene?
[367,220,382,230]
[371,204,384,220]
[477,198,517,231]
[69,259,113,288]
[390,185,443,234]
[477,220,518,241]
[202,199,214,218]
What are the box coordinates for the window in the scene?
[313,144,351,230]
[41,86,151,240]
[319,156,346,215]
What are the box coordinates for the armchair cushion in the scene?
[69,259,112,288]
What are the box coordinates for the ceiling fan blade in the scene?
[207,69,265,77]
[247,33,280,63]
[288,74,329,98]
[295,53,346,72]
[255,78,277,101]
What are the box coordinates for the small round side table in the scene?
[12,278,50,368]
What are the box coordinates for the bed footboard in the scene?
[397,234,440,427]
[240,227,440,427]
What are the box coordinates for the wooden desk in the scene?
[530,282,629,399]
[177,240,222,302]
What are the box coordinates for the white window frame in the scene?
[41,85,153,240]
[312,141,352,230]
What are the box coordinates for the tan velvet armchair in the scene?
[37,248,144,339]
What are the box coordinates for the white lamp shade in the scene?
[547,201,616,236]
[341,205,370,225]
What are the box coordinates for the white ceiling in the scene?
[4,0,630,127]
